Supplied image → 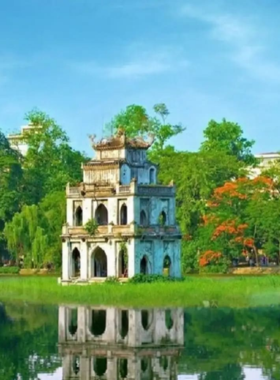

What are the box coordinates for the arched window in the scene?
[163,255,171,276]
[159,211,167,226]
[149,167,156,184]
[95,204,108,225]
[75,206,83,226]
[120,204,128,225]
[91,247,107,277]
[72,248,80,277]
[140,255,148,274]
[140,210,148,226]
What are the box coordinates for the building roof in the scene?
[255,152,280,158]
[89,129,155,151]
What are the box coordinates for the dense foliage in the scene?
[1,105,279,272]
[1,110,88,269]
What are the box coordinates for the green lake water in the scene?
[0,302,279,379]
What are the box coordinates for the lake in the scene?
[0,302,279,379]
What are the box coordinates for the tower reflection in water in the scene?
[58,306,184,380]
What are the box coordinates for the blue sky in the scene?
[1,0,280,155]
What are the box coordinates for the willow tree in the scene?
[4,205,41,266]
[4,191,65,268]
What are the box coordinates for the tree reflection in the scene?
[0,303,59,380]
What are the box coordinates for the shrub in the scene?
[0,266,20,275]
[105,276,120,284]
[85,218,99,236]
[128,274,184,284]
[199,263,228,274]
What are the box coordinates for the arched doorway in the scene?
[68,308,78,336]
[72,248,80,277]
[95,204,108,225]
[140,210,148,226]
[141,310,153,331]
[93,358,107,377]
[74,206,83,226]
[120,204,127,225]
[165,309,174,330]
[159,211,167,226]
[92,247,107,277]
[90,309,106,336]
[119,310,129,339]
[149,167,156,184]
[118,359,128,379]
[119,250,128,277]
[140,255,149,274]
[72,356,80,375]
[163,255,171,276]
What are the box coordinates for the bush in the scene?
[181,241,199,274]
[128,274,184,284]
[0,266,20,275]
[104,276,120,284]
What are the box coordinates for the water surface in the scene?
[0,302,279,379]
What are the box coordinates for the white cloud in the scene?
[71,47,188,79]
[180,4,280,84]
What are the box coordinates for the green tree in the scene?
[4,191,65,268]
[22,109,87,204]
[105,103,185,159]
[155,148,243,272]
[39,191,66,267]
[0,131,23,221]
[4,205,40,266]
[200,119,256,165]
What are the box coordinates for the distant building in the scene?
[7,124,42,156]
[250,152,280,178]
[58,305,184,379]
[61,129,182,283]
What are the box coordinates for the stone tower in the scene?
[61,130,181,283]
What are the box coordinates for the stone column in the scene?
[83,198,92,225]
[106,356,116,380]
[62,354,72,379]
[107,243,116,277]
[80,240,88,280]
[78,306,87,343]
[62,240,70,281]
[80,356,91,380]
[58,306,66,343]
[173,241,181,278]
[128,240,136,277]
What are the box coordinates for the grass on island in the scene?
[0,276,280,308]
